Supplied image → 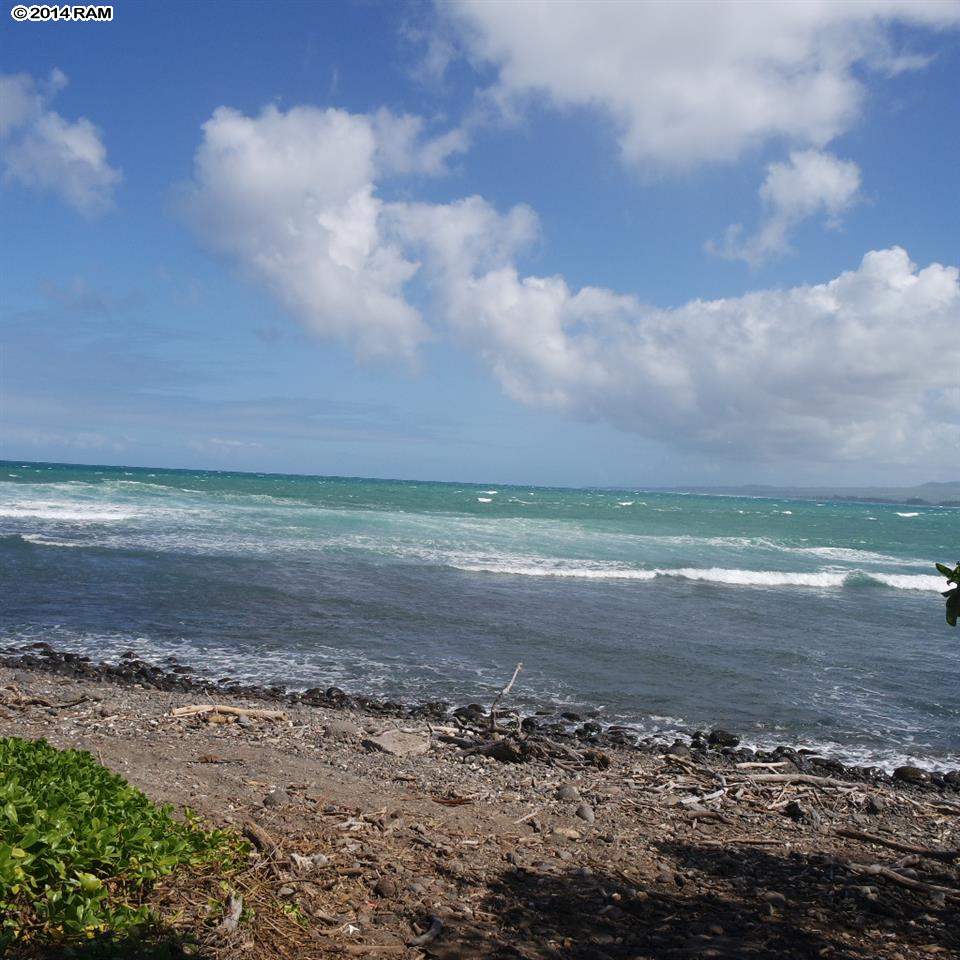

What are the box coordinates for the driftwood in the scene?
[849,863,960,901]
[408,916,443,947]
[243,820,281,856]
[337,946,405,956]
[835,827,960,863]
[1,686,90,710]
[737,773,849,789]
[171,704,287,721]
[489,662,523,734]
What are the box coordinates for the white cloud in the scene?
[183,102,959,467]
[441,248,959,465]
[711,150,862,265]
[370,108,469,176]
[444,0,960,169]
[0,69,120,214]
[182,104,521,361]
[182,104,425,361]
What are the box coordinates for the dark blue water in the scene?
[1,460,957,769]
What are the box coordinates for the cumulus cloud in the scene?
[0,69,120,214]
[443,0,960,169]
[441,248,959,465]
[181,104,424,361]
[370,108,469,176]
[181,103,525,361]
[711,150,862,265]
[183,102,959,467]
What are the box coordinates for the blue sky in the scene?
[1,0,958,487]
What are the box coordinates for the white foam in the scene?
[0,500,138,522]
[798,545,927,567]
[19,534,86,548]
[896,512,920,518]
[616,501,635,507]
[477,497,493,503]
[453,561,944,591]
[870,573,945,591]
[482,490,498,495]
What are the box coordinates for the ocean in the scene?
[1,460,957,771]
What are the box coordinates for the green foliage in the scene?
[0,737,243,947]
[937,561,960,627]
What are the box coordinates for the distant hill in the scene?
[668,481,960,507]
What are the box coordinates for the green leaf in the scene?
[936,562,960,584]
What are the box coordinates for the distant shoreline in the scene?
[3,458,958,506]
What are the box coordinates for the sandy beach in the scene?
[2,645,958,959]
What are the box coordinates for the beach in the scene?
[2,644,958,959]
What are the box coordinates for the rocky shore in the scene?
[2,642,959,959]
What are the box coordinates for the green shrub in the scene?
[0,736,243,947]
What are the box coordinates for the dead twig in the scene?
[835,827,959,862]
[489,662,523,734]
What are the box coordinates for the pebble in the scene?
[323,718,361,740]
[373,877,397,898]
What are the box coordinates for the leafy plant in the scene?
[937,561,960,627]
[0,737,244,948]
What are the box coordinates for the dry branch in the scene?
[489,661,523,733]
[835,827,959,862]
[171,704,287,721]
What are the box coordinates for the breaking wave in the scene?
[451,561,943,591]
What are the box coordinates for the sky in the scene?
[1,0,958,488]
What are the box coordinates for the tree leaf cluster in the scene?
[937,561,960,627]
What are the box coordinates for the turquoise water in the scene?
[1,460,957,769]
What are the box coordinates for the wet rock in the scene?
[453,703,486,724]
[893,765,928,784]
[362,729,430,757]
[783,800,821,827]
[708,728,740,748]
[409,701,448,721]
